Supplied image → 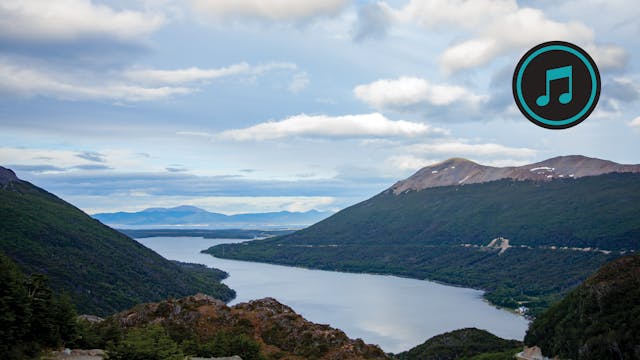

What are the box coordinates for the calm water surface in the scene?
[137,236,529,353]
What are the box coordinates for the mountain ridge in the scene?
[207,157,640,315]
[0,167,235,315]
[390,155,640,193]
[93,206,332,227]
[0,165,18,186]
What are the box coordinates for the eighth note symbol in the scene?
[536,65,573,107]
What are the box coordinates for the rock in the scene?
[78,315,104,323]
[109,295,389,359]
[0,166,18,186]
[390,156,640,193]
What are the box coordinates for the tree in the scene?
[106,324,184,360]
[0,253,79,359]
[0,253,32,359]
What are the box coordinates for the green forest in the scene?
[395,328,522,360]
[1,252,262,360]
[0,179,235,316]
[525,254,640,359]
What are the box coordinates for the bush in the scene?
[106,324,183,360]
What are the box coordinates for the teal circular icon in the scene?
[512,41,600,129]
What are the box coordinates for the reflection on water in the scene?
[137,236,529,353]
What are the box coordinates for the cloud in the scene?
[0,0,165,42]
[2,163,111,173]
[0,58,192,101]
[189,0,349,22]
[439,7,593,73]
[586,44,628,70]
[0,146,159,174]
[353,2,392,41]
[6,164,67,173]
[630,117,640,128]
[354,77,487,109]
[124,62,297,85]
[219,113,449,141]
[166,166,189,173]
[394,0,516,29]
[385,155,439,171]
[408,141,537,158]
[606,77,639,103]
[72,164,112,171]
[382,0,625,73]
[76,151,106,163]
[288,72,310,93]
[124,63,252,85]
[0,57,298,102]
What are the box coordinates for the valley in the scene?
[137,236,529,353]
[2,156,639,359]
[205,158,640,316]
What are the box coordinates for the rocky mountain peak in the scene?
[390,155,640,194]
[0,166,19,186]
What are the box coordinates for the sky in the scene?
[1,0,639,215]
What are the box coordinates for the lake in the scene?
[137,236,529,353]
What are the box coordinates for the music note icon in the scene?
[536,65,573,107]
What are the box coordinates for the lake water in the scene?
[136,236,529,353]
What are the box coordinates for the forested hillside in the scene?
[0,167,234,315]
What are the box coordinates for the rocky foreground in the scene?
[106,294,389,360]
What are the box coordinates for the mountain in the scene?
[391,155,640,193]
[395,328,522,360]
[0,166,235,316]
[0,166,18,185]
[83,293,390,360]
[93,206,332,228]
[524,253,640,359]
[205,156,640,315]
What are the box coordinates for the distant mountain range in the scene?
[0,166,234,316]
[207,155,640,316]
[93,205,333,228]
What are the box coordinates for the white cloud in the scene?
[0,59,192,102]
[0,0,165,42]
[219,113,449,141]
[385,155,439,171]
[439,7,593,73]
[586,44,628,70]
[480,159,532,167]
[189,0,349,22]
[384,0,625,73]
[393,0,516,29]
[630,117,640,128]
[176,131,213,138]
[408,141,536,158]
[0,58,298,102]
[123,62,297,85]
[385,152,533,172]
[354,77,487,109]
[124,63,252,85]
[0,146,160,173]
